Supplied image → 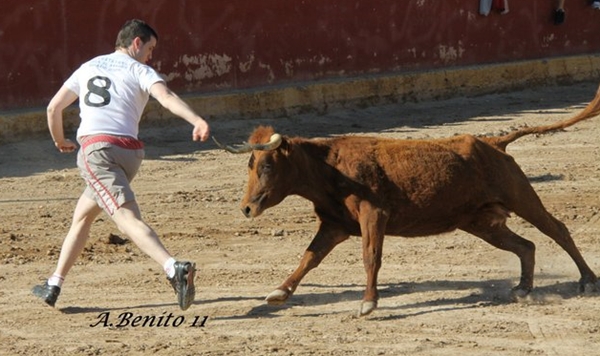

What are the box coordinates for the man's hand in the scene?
[192,119,210,142]
[54,139,78,153]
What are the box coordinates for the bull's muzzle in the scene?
[241,205,253,218]
[241,193,267,218]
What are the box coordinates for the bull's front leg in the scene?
[359,205,388,316]
[265,222,349,305]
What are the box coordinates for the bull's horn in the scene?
[260,134,283,151]
[212,133,282,154]
[212,136,253,153]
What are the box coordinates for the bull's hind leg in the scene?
[514,202,597,292]
[265,222,349,305]
[462,220,537,299]
[504,177,598,292]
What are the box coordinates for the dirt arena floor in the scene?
[1,82,600,355]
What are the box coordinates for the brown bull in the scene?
[215,85,600,316]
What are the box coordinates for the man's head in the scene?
[115,19,158,64]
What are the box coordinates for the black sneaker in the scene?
[167,261,196,310]
[32,282,61,307]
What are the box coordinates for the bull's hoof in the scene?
[265,288,290,305]
[509,287,531,302]
[358,300,377,317]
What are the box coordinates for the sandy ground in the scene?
[1,82,600,355]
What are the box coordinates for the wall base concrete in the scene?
[2,54,599,144]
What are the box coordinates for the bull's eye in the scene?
[257,157,274,178]
[260,163,272,175]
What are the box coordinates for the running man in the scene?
[32,19,209,310]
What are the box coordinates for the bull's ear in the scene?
[278,137,291,155]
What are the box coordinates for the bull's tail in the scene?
[482,84,600,151]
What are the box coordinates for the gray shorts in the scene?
[77,136,144,216]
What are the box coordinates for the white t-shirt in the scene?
[65,52,164,139]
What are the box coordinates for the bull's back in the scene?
[326,135,517,236]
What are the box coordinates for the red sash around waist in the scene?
[80,134,144,150]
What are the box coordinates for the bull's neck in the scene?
[287,140,338,205]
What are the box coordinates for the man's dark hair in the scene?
[115,19,158,49]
